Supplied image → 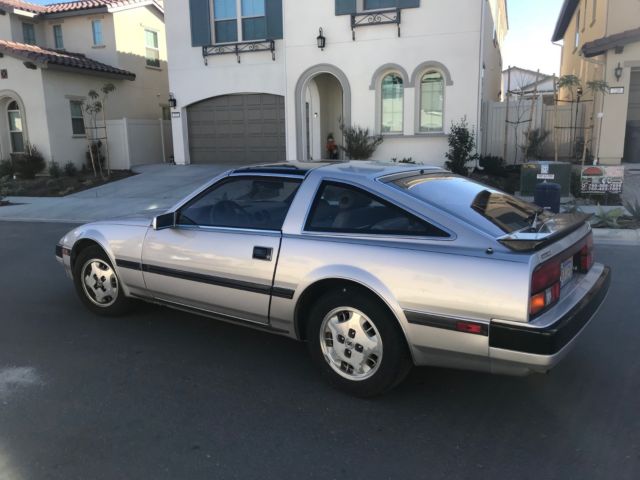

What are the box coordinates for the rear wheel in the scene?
[307,289,412,397]
[73,245,131,316]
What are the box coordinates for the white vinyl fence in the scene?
[482,98,587,163]
[106,119,173,170]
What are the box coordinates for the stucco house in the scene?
[0,0,168,167]
[553,0,640,165]
[167,0,508,166]
[502,66,557,103]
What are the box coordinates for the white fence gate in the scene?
[482,99,587,163]
[106,119,173,170]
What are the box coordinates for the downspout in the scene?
[476,0,487,157]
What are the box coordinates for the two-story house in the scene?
[553,0,640,165]
[167,0,508,165]
[0,0,168,167]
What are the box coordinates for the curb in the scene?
[592,228,640,246]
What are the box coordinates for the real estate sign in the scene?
[580,166,624,194]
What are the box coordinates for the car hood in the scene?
[90,208,168,227]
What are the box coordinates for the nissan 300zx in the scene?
[56,162,611,396]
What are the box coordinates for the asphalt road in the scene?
[0,221,638,480]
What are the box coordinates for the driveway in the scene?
[0,163,232,223]
[0,221,638,480]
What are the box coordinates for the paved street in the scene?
[0,221,638,480]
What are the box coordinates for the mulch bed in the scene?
[0,170,135,198]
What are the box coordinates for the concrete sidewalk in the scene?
[0,163,231,223]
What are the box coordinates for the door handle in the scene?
[252,246,273,261]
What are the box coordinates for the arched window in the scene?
[7,100,24,153]
[381,73,403,134]
[419,71,444,132]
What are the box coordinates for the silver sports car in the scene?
[56,162,611,396]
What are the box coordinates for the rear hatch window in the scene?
[388,172,590,251]
[388,173,548,235]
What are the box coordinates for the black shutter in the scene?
[336,0,357,15]
[396,0,420,7]
[266,0,283,39]
[189,0,211,47]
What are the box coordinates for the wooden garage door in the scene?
[187,94,286,164]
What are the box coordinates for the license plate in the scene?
[560,258,574,287]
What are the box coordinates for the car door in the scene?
[141,175,302,325]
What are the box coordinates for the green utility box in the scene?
[520,161,572,196]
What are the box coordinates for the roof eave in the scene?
[46,63,136,81]
[552,0,580,42]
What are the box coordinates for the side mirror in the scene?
[152,212,176,230]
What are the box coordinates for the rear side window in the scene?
[305,182,449,237]
[179,176,301,230]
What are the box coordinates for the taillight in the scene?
[530,260,561,317]
[578,233,594,272]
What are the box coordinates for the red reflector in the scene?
[456,322,484,335]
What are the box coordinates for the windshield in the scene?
[389,173,552,234]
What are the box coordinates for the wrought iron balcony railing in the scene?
[351,8,401,41]
[202,40,276,65]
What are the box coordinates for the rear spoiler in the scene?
[497,213,592,252]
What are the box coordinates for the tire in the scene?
[306,288,412,397]
[73,245,132,316]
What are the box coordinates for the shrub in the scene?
[0,159,13,178]
[12,144,45,179]
[478,155,505,176]
[445,117,478,176]
[49,161,61,178]
[521,129,550,160]
[64,161,78,177]
[624,197,640,221]
[392,157,416,164]
[339,124,383,160]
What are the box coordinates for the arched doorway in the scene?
[0,92,27,159]
[295,64,351,161]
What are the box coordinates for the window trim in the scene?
[53,24,64,49]
[416,69,445,134]
[379,72,405,135]
[574,9,581,50]
[176,174,303,232]
[144,28,160,68]
[92,19,104,46]
[22,22,36,45]
[590,0,597,26]
[69,100,85,136]
[212,0,267,45]
[7,101,25,153]
[303,180,452,239]
[362,0,397,11]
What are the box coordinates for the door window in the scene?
[178,176,301,230]
[305,182,449,237]
[7,101,24,153]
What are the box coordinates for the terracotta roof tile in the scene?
[0,0,46,14]
[0,39,136,79]
[0,0,162,15]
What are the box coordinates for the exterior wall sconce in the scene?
[614,63,623,82]
[317,28,326,50]
[168,92,177,109]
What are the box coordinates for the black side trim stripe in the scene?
[115,259,295,300]
[55,244,63,258]
[116,259,142,270]
[405,310,489,336]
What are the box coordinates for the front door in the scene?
[142,175,301,324]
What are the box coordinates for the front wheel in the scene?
[307,289,412,397]
[73,245,131,316]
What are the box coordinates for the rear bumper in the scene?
[489,265,611,372]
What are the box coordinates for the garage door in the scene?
[187,94,286,164]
